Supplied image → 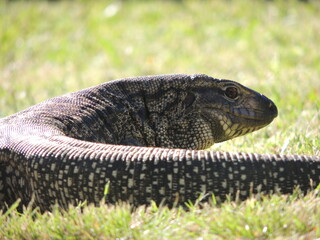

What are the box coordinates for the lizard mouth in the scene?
[218,105,277,141]
[200,104,277,143]
[222,100,278,123]
[227,108,276,122]
[203,106,277,124]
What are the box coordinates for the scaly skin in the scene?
[0,74,318,211]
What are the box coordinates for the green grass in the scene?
[0,0,319,239]
[1,191,320,239]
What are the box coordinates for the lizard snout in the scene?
[259,94,278,121]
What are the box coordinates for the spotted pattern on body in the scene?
[0,74,319,211]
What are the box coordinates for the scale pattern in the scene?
[0,74,319,211]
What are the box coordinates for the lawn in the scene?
[0,0,319,239]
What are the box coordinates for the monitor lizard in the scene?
[0,74,319,211]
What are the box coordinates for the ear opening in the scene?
[183,92,196,109]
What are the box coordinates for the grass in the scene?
[0,0,319,239]
[1,191,320,239]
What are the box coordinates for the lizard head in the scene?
[181,75,278,148]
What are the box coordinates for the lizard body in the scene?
[0,74,318,211]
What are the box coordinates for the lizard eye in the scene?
[224,87,239,100]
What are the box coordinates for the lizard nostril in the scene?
[269,102,273,109]
[268,101,278,117]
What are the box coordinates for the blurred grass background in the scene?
[0,1,320,239]
[0,0,319,155]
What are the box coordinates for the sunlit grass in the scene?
[1,190,320,239]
